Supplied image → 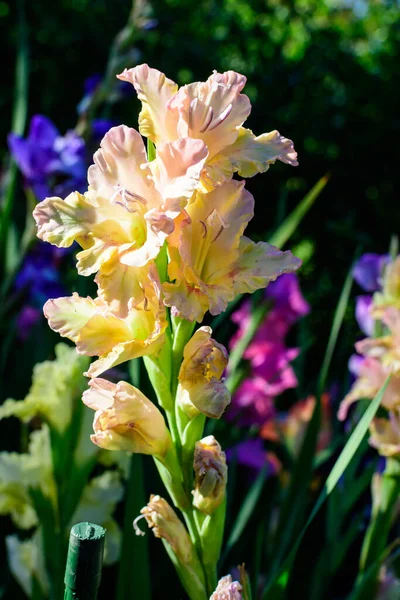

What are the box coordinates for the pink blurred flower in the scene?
[228,274,309,426]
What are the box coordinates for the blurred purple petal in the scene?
[28,115,59,146]
[16,306,42,340]
[355,295,374,335]
[265,273,310,320]
[91,119,115,140]
[15,241,67,305]
[352,253,388,292]
[8,114,87,200]
[8,134,33,176]
[348,354,365,377]
[227,439,281,476]
[84,73,102,95]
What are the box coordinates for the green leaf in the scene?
[268,392,321,576]
[268,174,329,250]
[317,263,353,397]
[0,0,29,272]
[261,375,391,600]
[223,465,267,560]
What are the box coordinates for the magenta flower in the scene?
[228,273,309,427]
[227,377,277,426]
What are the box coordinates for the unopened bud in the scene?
[178,327,230,419]
[193,435,227,514]
[135,495,193,563]
[83,379,171,457]
[210,575,243,600]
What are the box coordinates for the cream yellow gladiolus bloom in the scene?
[118,64,297,192]
[83,379,171,456]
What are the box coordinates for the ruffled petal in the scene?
[117,65,179,144]
[88,125,154,203]
[43,294,99,342]
[163,181,255,321]
[149,138,208,215]
[33,191,95,248]
[232,238,302,296]
[218,127,298,178]
[170,70,250,158]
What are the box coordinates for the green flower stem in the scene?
[154,447,190,511]
[143,354,180,449]
[359,457,400,587]
[170,316,196,396]
[194,498,226,593]
[161,539,208,600]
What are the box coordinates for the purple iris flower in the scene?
[352,253,388,293]
[8,115,87,200]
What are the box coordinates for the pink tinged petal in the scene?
[117,64,179,143]
[88,125,153,203]
[232,238,302,296]
[171,70,251,157]
[82,378,116,411]
[33,192,95,248]
[162,280,210,323]
[338,356,400,420]
[43,293,98,342]
[150,138,208,212]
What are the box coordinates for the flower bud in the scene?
[135,495,193,563]
[82,379,171,456]
[210,575,243,600]
[177,327,230,419]
[192,435,227,514]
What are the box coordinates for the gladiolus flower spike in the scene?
[33,65,300,599]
